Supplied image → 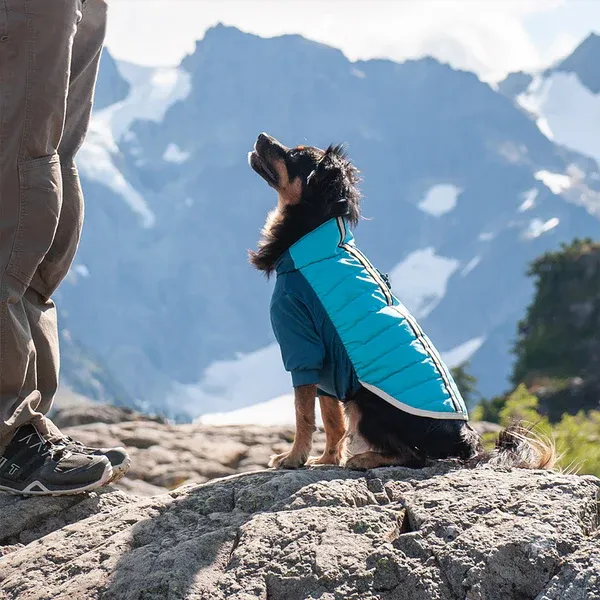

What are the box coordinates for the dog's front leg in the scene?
[307,396,345,465]
[269,384,316,469]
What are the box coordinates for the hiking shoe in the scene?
[0,423,113,496]
[59,436,131,484]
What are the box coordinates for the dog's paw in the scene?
[307,450,342,466]
[343,455,370,470]
[269,451,308,469]
[343,452,383,470]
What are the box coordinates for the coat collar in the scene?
[275,217,354,275]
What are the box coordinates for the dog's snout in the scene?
[257,132,276,149]
[255,132,274,154]
[255,133,288,158]
[254,131,285,157]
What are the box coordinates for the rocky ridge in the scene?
[0,464,598,599]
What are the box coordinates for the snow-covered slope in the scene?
[518,72,600,169]
[198,394,325,427]
[78,63,191,228]
[390,247,460,319]
[502,33,600,219]
[60,27,600,419]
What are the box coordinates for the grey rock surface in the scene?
[0,465,598,599]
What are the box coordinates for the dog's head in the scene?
[249,133,361,274]
[248,133,360,218]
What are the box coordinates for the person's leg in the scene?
[0,0,83,448]
[34,0,131,484]
[32,0,107,302]
[27,0,107,424]
[0,0,111,494]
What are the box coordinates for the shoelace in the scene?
[57,435,96,454]
[15,428,71,461]
[59,435,84,448]
[40,435,71,461]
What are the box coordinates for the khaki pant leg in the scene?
[0,0,85,448]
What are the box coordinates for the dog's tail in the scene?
[469,422,556,470]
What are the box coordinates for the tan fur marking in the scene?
[269,384,316,469]
[272,158,303,206]
[307,396,346,466]
[340,401,371,464]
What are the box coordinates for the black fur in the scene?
[349,387,481,464]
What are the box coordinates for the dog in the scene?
[249,132,555,471]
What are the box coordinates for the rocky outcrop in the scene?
[52,402,167,429]
[59,420,329,496]
[0,465,598,599]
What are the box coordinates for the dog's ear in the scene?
[305,144,347,195]
[303,143,361,226]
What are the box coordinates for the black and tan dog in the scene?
[249,132,555,471]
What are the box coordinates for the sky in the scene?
[105,0,600,82]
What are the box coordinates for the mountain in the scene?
[58,25,600,419]
[504,33,600,176]
[93,50,131,110]
[553,33,600,94]
[58,324,135,409]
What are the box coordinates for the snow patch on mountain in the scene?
[163,143,190,163]
[99,63,191,141]
[518,188,538,212]
[78,63,191,228]
[441,337,486,368]
[523,217,560,240]
[461,256,481,277]
[534,170,573,195]
[518,72,600,164]
[198,394,325,427]
[78,124,156,228]
[169,343,291,418]
[418,184,461,217]
[533,167,600,218]
[390,248,460,319]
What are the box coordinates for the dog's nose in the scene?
[258,132,270,142]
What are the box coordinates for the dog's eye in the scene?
[289,146,307,158]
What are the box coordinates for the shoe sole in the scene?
[107,454,132,485]
[0,461,114,497]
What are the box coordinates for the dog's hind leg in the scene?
[270,384,316,469]
[341,400,426,470]
[339,400,374,467]
[307,395,346,466]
